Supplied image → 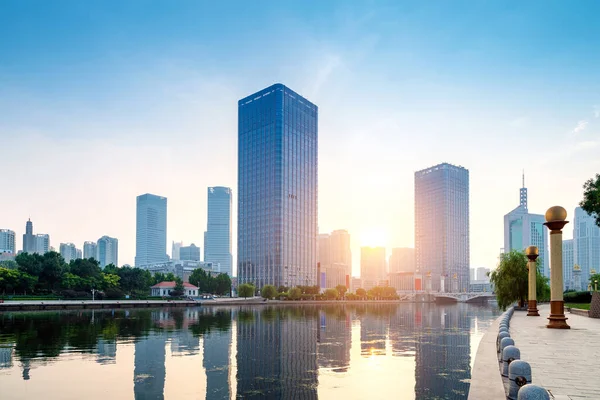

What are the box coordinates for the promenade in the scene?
[510,305,600,399]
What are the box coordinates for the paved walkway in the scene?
[510,305,600,399]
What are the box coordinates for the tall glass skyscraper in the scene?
[97,235,118,267]
[415,163,470,292]
[237,83,318,288]
[135,193,168,267]
[573,207,600,288]
[204,186,232,275]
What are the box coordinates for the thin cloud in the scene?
[594,105,600,118]
[570,120,588,135]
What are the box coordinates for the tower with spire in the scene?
[519,171,527,210]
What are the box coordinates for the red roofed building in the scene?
[151,281,199,297]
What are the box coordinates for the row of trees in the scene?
[235,282,400,301]
[0,251,231,298]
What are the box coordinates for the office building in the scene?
[22,219,35,253]
[470,268,476,282]
[503,176,549,278]
[83,241,97,260]
[361,246,386,290]
[389,247,415,273]
[171,241,183,260]
[330,229,352,278]
[97,236,118,268]
[317,230,352,289]
[59,243,78,263]
[476,267,490,281]
[135,193,168,267]
[34,234,50,254]
[237,84,318,288]
[204,186,233,275]
[573,207,600,288]
[563,239,575,291]
[180,244,200,262]
[0,229,15,254]
[317,234,331,267]
[415,163,470,292]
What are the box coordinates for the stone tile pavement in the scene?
[510,304,600,399]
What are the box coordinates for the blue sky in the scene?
[2,1,600,273]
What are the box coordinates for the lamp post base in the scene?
[527,300,540,316]
[547,300,570,329]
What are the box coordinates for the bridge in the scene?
[433,292,496,303]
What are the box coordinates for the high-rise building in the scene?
[389,248,415,273]
[22,219,35,253]
[415,163,470,292]
[171,241,183,260]
[470,268,476,282]
[317,234,331,267]
[573,207,600,288]
[83,241,97,260]
[503,176,549,278]
[59,243,78,263]
[330,229,352,278]
[475,267,490,281]
[34,234,50,254]
[237,84,318,288]
[97,236,118,268]
[360,246,386,289]
[0,229,16,254]
[204,187,233,275]
[135,193,168,267]
[180,244,201,262]
[563,239,575,291]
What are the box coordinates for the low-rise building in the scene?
[150,281,199,297]
[469,280,493,293]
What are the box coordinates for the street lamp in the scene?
[595,280,598,292]
[91,288,96,301]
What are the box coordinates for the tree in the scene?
[39,252,67,292]
[103,263,119,275]
[15,252,44,277]
[356,288,366,299]
[288,287,302,300]
[171,278,185,297]
[489,250,531,310]
[580,173,600,227]
[165,272,176,282]
[324,288,339,300]
[590,273,600,291]
[335,285,348,298]
[536,270,551,301]
[189,268,213,293]
[261,285,277,300]
[0,260,18,270]
[238,283,255,299]
[213,274,232,295]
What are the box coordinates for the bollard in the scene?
[502,345,520,377]
[508,360,532,400]
[499,327,509,334]
[517,384,550,400]
[500,337,515,356]
[497,331,510,352]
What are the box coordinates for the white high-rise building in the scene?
[34,234,50,254]
[204,187,232,275]
[476,267,490,281]
[563,239,575,290]
[415,163,470,292]
[503,175,549,278]
[573,207,600,288]
[0,229,16,254]
[171,241,183,261]
[135,193,167,267]
[97,236,118,268]
[83,241,98,260]
[59,243,78,263]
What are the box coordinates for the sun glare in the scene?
[360,229,387,248]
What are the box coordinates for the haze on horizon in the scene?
[2,1,599,276]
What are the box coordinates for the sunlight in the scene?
[360,228,387,247]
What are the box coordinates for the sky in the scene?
[2,1,600,276]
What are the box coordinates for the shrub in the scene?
[563,291,592,303]
[61,289,78,298]
[105,288,125,299]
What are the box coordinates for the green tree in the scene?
[324,288,339,300]
[15,252,44,277]
[489,250,531,310]
[335,285,348,298]
[261,285,277,300]
[580,173,600,227]
[238,283,255,299]
[165,272,176,282]
[102,273,120,290]
[288,287,302,300]
[590,273,600,291]
[40,252,67,292]
[171,278,185,297]
[0,260,18,270]
[69,258,102,280]
[356,288,366,299]
[152,271,167,285]
[214,273,232,295]
[536,270,551,301]
[103,263,119,275]
[0,267,21,293]
[189,268,212,293]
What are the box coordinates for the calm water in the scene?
[0,303,499,400]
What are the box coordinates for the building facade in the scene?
[59,243,78,263]
[171,241,183,260]
[415,163,470,292]
[0,229,15,254]
[34,234,50,254]
[97,236,118,268]
[330,230,352,279]
[22,219,35,253]
[180,244,201,262]
[135,193,168,267]
[573,207,600,288]
[237,83,318,288]
[204,186,232,275]
[360,246,386,290]
[475,267,490,281]
[83,241,97,260]
[389,247,415,273]
[503,178,549,278]
[563,239,575,290]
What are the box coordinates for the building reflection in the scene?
[203,312,232,400]
[236,307,318,399]
[359,305,391,356]
[316,306,351,372]
[134,330,168,400]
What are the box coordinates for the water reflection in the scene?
[0,304,498,399]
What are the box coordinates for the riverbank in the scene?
[468,313,506,400]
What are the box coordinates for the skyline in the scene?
[2,1,600,275]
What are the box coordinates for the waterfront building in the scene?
[180,244,200,261]
[97,236,118,267]
[150,281,199,297]
[469,280,493,292]
[141,260,217,283]
[361,246,386,290]
[59,242,78,263]
[330,229,352,278]
[171,241,183,260]
[237,83,318,288]
[503,177,549,277]
[573,207,600,288]
[0,229,15,254]
[318,230,352,288]
[351,277,363,292]
[563,239,575,290]
[204,186,233,276]
[135,193,168,267]
[389,272,415,292]
[389,247,415,273]
[415,163,470,292]
[475,267,490,281]
[83,241,97,260]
